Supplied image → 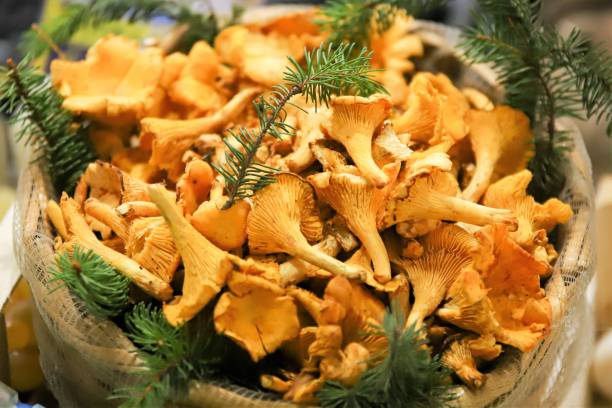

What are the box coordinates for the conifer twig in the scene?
[31,23,67,60]
[214,43,385,209]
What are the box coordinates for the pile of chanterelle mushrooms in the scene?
[45,10,573,403]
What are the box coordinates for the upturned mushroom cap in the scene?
[441,339,486,389]
[247,173,364,280]
[190,197,250,251]
[390,224,480,328]
[59,193,172,301]
[483,169,572,253]
[141,87,260,181]
[50,35,163,125]
[462,106,534,202]
[323,94,392,188]
[381,169,517,232]
[474,224,551,352]
[148,184,233,326]
[214,272,300,362]
[125,216,180,283]
[308,163,400,283]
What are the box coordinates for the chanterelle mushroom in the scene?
[148,184,233,326]
[50,35,163,125]
[381,166,517,232]
[308,163,400,283]
[214,272,300,362]
[59,193,172,301]
[390,224,479,328]
[462,106,533,202]
[441,338,485,389]
[285,106,329,173]
[141,87,260,181]
[247,173,365,280]
[323,94,392,188]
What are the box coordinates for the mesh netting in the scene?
[13,19,594,408]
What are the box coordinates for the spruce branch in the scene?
[19,0,238,58]
[50,245,130,319]
[214,43,385,209]
[0,58,96,193]
[318,0,446,48]
[460,0,612,200]
[113,303,225,408]
[318,307,457,408]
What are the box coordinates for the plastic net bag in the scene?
[13,19,594,408]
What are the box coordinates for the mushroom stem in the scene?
[427,190,517,230]
[84,199,129,241]
[46,200,68,240]
[346,137,388,188]
[353,219,391,283]
[291,242,364,280]
[60,194,172,301]
[116,201,161,218]
[462,157,496,203]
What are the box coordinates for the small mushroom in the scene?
[83,198,129,241]
[323,94,393,187]
[319,342,370,386]
[141,87,260,181]
[247,173,364,280]
[462,106,533,202]
[125,217,180,283]
[390,224,480,328]
[309,163,400,283]
[381,167,517,232]
[59,193,172,301]
[372,121,413,165]
[148,184,233,326]
[176,159,214,215]
[214,272,300,362]
[116,201,160,219]
[467,334,502,361]
[46,200,68,240]
[441,338,486,389]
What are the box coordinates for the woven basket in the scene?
[13,15,595,408]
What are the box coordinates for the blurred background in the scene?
[0,1,610,407]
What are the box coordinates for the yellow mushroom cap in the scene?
[441,339,486,389]
[324,94,392,188]
[214,272,300,362]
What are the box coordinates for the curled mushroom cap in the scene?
[309,163,400,283]
[190,197,250,251]
[247,173,364,280]
[148,184,233,326]
[50,35,163,124]
[214,272,300,362]
[323,94,392,187]
[141,87,260,181]
[373,121,413,166]
[483,169,572,253]
[59,193,172,300]
[475,224,551,352]
[382,168,517,232]
[390,224,479,328]
[176,159,214,215]
[441,339,485,389]
[462,106,533,202]
[125,217,180,283]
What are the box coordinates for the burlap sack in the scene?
[13,18,594,408]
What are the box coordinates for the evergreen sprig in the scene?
[50,245,130,319]
[318,309,457,408]
[318,0,446,48]
[460,0,612,200]
[214,43,385,209]
[113,303,224,408]
[0,58,96,193]
[19,0,242,58]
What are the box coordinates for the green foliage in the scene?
[0,58,96,193]
[318,0,446,48]
[318,309,457,408]
[460,0,612,201]
[19,0,241,57]
[50,245,130,319]
[214,43,385,209]
[113,303,224,408]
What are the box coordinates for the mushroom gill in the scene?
[309,163,400,283]
[441,338,486,389]
[323,94,392,187]
[390,224,479,328]
[247,173,364,280]
[148,184,233,326]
